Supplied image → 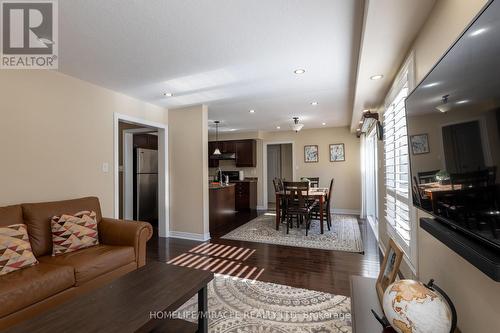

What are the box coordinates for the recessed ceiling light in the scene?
[423,82,440,88]
[370,75,384,80]
[456,99,470,104]
[276,126,281,130]
[163,92,173,97]
[311,101,318,106]
[249,109,255,113]
[294,68,306,75]
[322,122,326,126]
[470,28,487,37]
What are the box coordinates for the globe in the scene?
[382,280,452,333]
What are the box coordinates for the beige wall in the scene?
[0,70,167,217]
[169,105,209,237]
[211,127,361,212]
[375,1,500,332]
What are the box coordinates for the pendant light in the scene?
[213,121,221,155]
[290,117,304,132]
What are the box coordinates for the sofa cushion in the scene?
[39,245,135,285]
[0,224,39,276]
[22,197,102,257]
[51,211,99,256]
[0,205,23,228]
[0,263,75,318]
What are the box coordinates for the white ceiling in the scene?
[58,0,438,133]
[350,0,437,131]
[58,0,363,132]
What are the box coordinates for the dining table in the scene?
[275,187,329,234]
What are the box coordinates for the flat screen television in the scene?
[406,0,500,251]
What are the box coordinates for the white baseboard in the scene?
[331,208,361,216]
[169,231,211,241]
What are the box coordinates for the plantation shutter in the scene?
[384,76,411,247]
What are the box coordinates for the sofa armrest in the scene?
[98,218,153,267]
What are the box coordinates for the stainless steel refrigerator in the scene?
[135,148,158,222]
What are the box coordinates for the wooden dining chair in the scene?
[311,178,334,231]
[283,182,316,235]
[273,178,286,224]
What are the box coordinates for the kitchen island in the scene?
[209,183,236,235]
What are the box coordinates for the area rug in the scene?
[175,274,352,333]
[221,213,364,253]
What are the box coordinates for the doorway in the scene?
[266,143,293,206]
[114,113,169,238]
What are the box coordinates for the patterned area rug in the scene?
[221,213,364,253]
[175,274,352,333]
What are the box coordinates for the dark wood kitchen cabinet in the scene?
[208,139,256,168]
[235,140,256,167]
[234,181,257,210]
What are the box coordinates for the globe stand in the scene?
[424,279,458,333]
[373,279,458,333]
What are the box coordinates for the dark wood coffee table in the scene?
[5,262,213,333]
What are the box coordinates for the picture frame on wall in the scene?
[329,143,345,162]
[375,238,404,305]
[410,134,430,155]
[304,145,319,163]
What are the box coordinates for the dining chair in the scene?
[283,182,315,235]
[273,178,286,224]
[311,178,334,231]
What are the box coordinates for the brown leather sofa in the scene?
[0,197,153,329]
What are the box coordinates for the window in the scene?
[383,56,414,258]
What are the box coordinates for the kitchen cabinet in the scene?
[234,181,257,210]
[235,140,256,167]
[207,139,257,168]
[133,134,158,150]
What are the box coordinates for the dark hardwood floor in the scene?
[147,210,380,298]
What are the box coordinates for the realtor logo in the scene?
[1,0,58,69]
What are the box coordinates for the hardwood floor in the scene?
[147,211,380,298]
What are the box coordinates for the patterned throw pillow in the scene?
[51,211,99,256]
[0,224,39,276]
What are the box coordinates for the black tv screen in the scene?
[406,0,500,250]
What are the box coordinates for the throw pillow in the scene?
[0,224,38,276]
[51,211,99,256]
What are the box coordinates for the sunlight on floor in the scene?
[167,243,264,281]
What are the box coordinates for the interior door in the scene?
[267,145,282,203]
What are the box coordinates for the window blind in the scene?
[384,81,411,246]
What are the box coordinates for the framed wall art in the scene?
[410,134,430,155]
[329,143,345,162]
[304,145,319,163]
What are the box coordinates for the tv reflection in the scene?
[408,106,500,249]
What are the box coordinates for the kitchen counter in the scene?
[209,183,236,190]
[209,183,236,234]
